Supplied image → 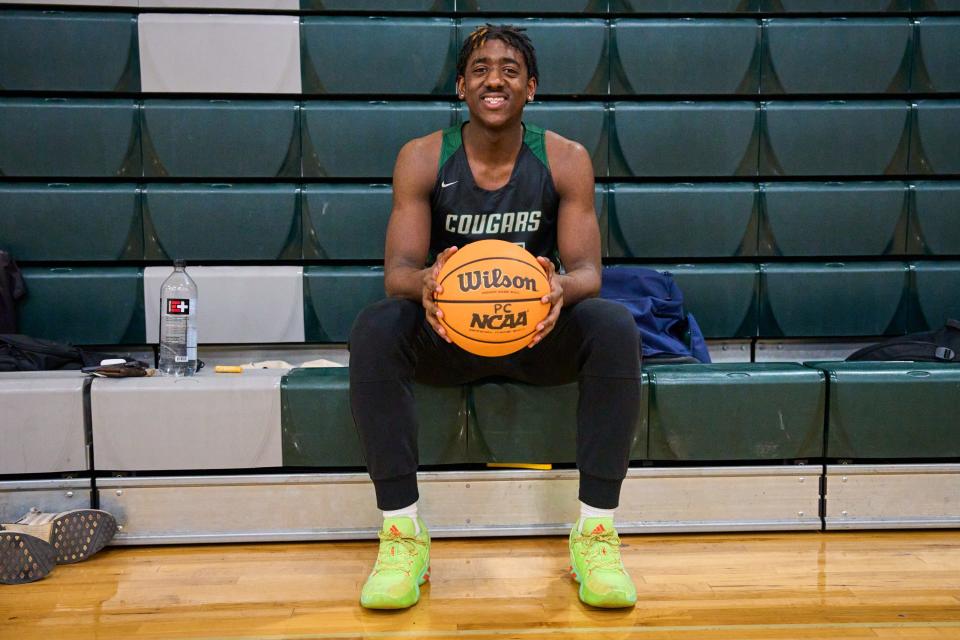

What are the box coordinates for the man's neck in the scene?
[462,120,524,167]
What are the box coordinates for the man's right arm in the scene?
[383,132,456,341]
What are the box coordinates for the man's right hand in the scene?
[422,246,458,342]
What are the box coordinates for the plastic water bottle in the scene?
[158,260,198,376]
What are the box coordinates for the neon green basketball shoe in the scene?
[568,517,637,608]
[360,517,431,609]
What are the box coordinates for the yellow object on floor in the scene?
[214,366,243,374]
[486,462,552,470]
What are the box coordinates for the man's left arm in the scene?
[529,133,602,347]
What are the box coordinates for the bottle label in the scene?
[161,297,197,363]
[166,298,192,315]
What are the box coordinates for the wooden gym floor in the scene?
[1,530,959,640]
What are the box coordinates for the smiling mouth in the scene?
[481,95,507,107]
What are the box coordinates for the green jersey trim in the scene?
[437,122,550,173]
[523,123,550,169]
[438,124,463,173]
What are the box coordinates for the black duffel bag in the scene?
[846,319,960,363]
[0,334,123,371]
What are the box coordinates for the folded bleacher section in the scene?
[1,0,958,541]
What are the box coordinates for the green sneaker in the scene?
[568,517,637,608]
[359,517,430,609]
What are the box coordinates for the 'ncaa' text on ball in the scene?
[470,303,529,330]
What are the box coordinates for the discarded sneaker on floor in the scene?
[2,509,117,565]
[0,529,56,585]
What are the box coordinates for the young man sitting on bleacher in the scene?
[348,24,642,609]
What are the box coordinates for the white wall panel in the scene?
[91,370,284,471]
[0,1,137,5]
[0,372,88,474]
[144,266,305,344]
[138,14,301,93]
[140,1,297,7]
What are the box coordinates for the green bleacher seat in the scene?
[912,18,960,93]
[638,264,760,338]
[908,181,960,255]
[815,362,960,460]
[760,101,911,176]
[301,17,455,95]
[302,101,453,178]
[300,0,452,9]
[760,262,909,337]
[760,182,908,257]
[0,10,138,92]
[467,376,648,463]
[647,363,824,461]
[303,266,385,342]
[611,102,758,177]
[302,184,392,260]
[611,19,759,95]
[911,261,960,331]
[0,183,141,261]
[761,18,912,94]
[608,183,757,259]
[521,102,608,176]
[761,0,910,10]
[461,0,606,10]
[141,100,299,178]
[142,184,301,261]
[915,0,960,11]
[459,18,608,96]
[17,267,145,345]
[0,98,140,177]
[610,0,758,11]
[280,367,467,467]
[909,100,960,175]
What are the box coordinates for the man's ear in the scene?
[456,76,465,99]
[526,76,537,102]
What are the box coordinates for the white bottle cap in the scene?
[99,358,126,366]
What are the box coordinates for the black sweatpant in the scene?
[349,296,641,511]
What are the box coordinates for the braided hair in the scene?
[456,24,539,82]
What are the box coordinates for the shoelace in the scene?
[575,530,626,574]
[372,529,425,575]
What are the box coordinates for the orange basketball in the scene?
[435,239,551,357]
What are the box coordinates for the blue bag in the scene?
[600,266,711,364]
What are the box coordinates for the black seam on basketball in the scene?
[434,297,544,304]
[438,255,547,288]
[439,314,539,346]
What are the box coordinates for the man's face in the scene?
[457,37,537,130]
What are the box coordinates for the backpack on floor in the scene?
[600,267,711,364]
[846,319,960,363]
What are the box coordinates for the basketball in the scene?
[434,239,551,357]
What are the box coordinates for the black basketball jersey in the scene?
[429,123,560,263]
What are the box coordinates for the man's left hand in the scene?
[529,257,563,348]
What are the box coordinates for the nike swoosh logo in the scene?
[441,180,458,188]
